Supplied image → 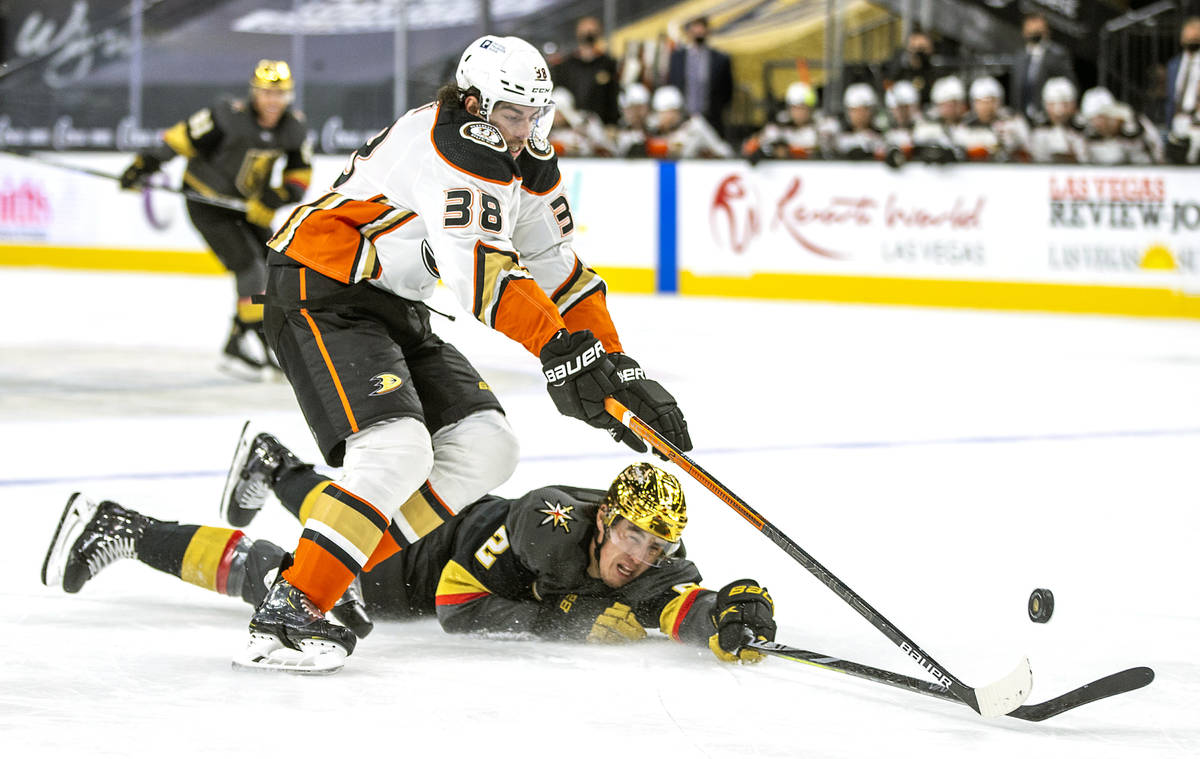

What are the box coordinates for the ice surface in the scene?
[2,268,1197,757]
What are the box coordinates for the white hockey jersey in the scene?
[267,102,622,356]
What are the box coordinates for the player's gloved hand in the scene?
[245,196,276,228]
[535,593,646,643]
[587,602,647,644]
[709,579,776,664]
[539,329,619,430]
[609,353,691,457]
[118,155,159,190]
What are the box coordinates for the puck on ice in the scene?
[1028,588,1054,623]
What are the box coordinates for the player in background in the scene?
[881,80,923,166]
[832,83,886,160]
[956,77,1031,162]
[644,85,734,159]
[242,36,691,669]
[42,459,775,671]
[1028,77,1087,163]
[741,81,837,161]
[118,60,313,380]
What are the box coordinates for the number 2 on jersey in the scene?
[444,188,503,233]
[474,525,510,569]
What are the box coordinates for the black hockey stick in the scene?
[1,148,248,212]
[604,397,1032,718]
[746,639,1154,722]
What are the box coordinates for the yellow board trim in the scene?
[0,243,225,275]
[680,270,1200,320]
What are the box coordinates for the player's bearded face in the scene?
[252,87,291,127]
[489,102,543,156]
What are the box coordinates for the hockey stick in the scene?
[604,396,1032,718]
[745,638,1154,722]
[1,148,248,212]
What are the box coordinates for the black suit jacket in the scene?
[1009,41,1075,120]
[667,44,733,135]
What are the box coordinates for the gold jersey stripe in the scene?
[162,121,197,158]
[180,526,239,591]
[307,488,389,559]
[395,490,446,541]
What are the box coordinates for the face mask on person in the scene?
[1025,32,1045,45]
[579,33,598,46]
[1184,41,1200,54]
[692,34,707,45]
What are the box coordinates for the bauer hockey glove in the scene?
[534,594,647,644]
[709,579,776,664]
[118,154,161,190]
[539,329,619,430]
[609,353,691,456]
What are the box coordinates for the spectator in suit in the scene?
[1165,17,1200,128]
[667,16,734,138]
[883,28,937,106]
[1009,12,1076,122]
[551,16,621,125]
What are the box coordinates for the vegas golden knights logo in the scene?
[235,149,282,197]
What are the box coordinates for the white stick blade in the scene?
[974,657,1033,717]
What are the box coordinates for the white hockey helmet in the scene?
[969,76,1004,102]
[885,80,919,109]
[1042,76,1077,105]
[931,76,966,104]
[843,82,878,109]
[785,81,817,108]
[620,82,651,109]
[652,85,685,112]
[1080,87,1116,119]
[456,36,556,138]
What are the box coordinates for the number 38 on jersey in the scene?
[444,188,504,233]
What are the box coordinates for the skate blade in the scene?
[219,420,265,527]
[231,633,347,675]
[217,356,267,382]
[41,493,97,589]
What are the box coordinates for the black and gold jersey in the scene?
[149,98,312,203]
[366,484,718,646]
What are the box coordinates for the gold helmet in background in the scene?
[603,463,687,543]
[251,60,294,91]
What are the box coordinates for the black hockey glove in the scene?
[534,594,646,644]
[118,154,161,190]
[539,329,619,430]
[609,353,691,457]
[709,579,776,664]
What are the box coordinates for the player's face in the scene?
[788,104,812,125]
[251,87,291,128]
[1046,100,1073,124]
[972,97,998,123]
[591,514,677,588]
[489,102,542,157]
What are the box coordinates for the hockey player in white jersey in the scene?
[232,35,692,671]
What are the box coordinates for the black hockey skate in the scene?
[41,493,151,593]
[329,576,374,638]
[234,577,357,674]
[220,421,302,528]
[219,318,281,382]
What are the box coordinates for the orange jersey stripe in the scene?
[300,308,359,433]
[284,536,358,612]
[562,289,623,354]
[362,529,402,573]
[493,277,568,355]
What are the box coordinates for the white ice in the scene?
[1,268,1197,758]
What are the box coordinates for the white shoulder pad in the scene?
[460,121,507,152]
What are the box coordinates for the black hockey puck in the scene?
[1028,588,1054,623]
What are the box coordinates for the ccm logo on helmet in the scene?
[544,340,605,384]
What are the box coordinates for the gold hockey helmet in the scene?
[251,60,294,91]
[602,463,687,544]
